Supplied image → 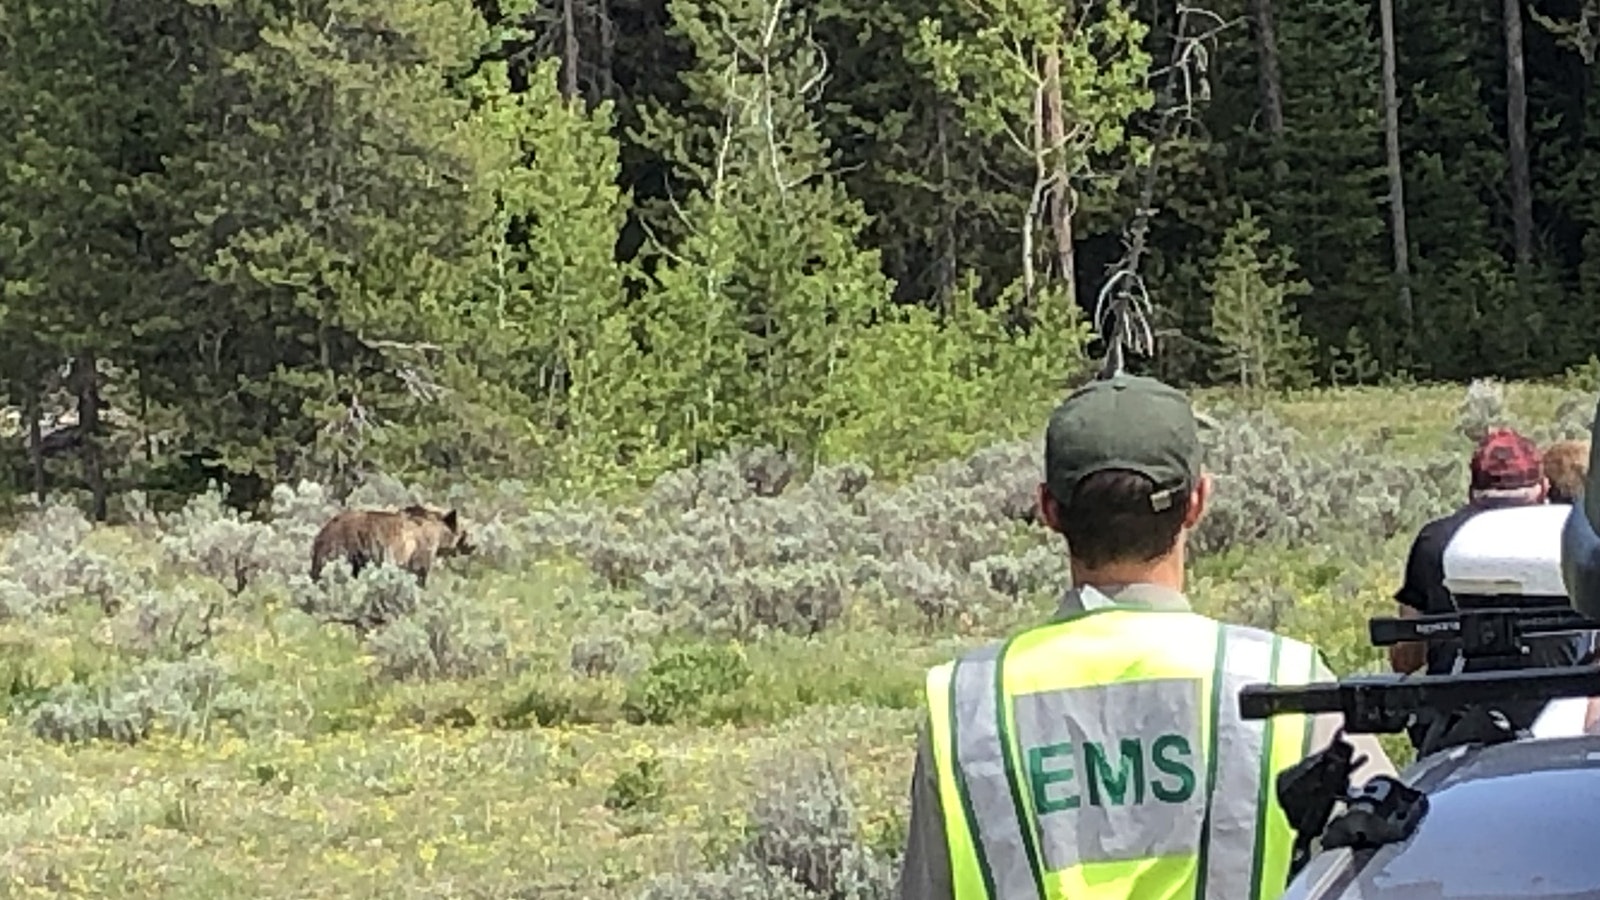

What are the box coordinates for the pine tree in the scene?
[910,0,1153,308]
[151,0,518,488]
[1392,0,1507,378]
[1207,205,1314,392]
[1241,0,1388,372]
[810,0,1025,310]
[627,0,893,464]
[0,0,180,515]
[468,55,647,472]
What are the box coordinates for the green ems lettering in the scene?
[1025,734,1197,811]
[1086,738,1143,806]
[1028,742,1079,813]
[1150,733,1195,802]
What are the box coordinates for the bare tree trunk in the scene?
[936,103,959,314]
[597,0,616,100]
[1042,49,1076,292]
[1379,0,1415,342]
[24,380,45,503]
[1252,0,1285,134]
[1505,0,1535,264]
[138,368,154,461]
[72,349,107,522]
[561,0,580,101]
[1021,78,1046,310]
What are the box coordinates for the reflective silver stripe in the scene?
[950,644,1040,900]
[1205,629,1317,898]
[1203,628,1274,896]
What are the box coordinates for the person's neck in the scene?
[1070,549,1186,593]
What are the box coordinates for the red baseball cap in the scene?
[1470,428,1543,490]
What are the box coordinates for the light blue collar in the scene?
[1055,583,1192,616]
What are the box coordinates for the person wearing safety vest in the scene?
[896,374,1396,900]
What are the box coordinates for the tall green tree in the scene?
[1207,205,1314,392]
[468,54,658,479]
[0,0,182,516]
[627,0,893,465]
[1250,0,1388,373]
[911,0,1154,311]
[811,0,1023,311]
[1390,0,1506,378]
[151,0,520,491]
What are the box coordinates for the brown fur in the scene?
[1544,439,1591,504]
[309,504,474,586]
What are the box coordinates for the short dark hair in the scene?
[1056,469,1190,569]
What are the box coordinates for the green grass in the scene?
[1197,380,1575,454]
[0,380,1580,897]
[0,552,963,898]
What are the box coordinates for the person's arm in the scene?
[1390,535,1433,674]
[898,719,954,900]
[1388,603,1426,674]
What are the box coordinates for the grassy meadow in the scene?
[0,378,1591,899]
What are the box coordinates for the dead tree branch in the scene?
[1530,2,1600,65]
[1094,3,1239,379]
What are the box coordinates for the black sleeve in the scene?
[898,719,953,900]
[1394,526,1442,614]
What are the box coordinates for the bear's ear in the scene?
[444,509,459,530]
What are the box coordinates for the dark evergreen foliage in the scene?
[2,0,1597,509]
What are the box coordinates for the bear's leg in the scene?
[408,546,436,588]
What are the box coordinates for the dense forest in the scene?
[3,0,1599,514]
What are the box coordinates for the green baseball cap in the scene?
[1044,374,1203,512]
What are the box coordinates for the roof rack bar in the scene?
[1239,666,1600,732]
[1368,606,1600,648]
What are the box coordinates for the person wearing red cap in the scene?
[1388,428,1551,678]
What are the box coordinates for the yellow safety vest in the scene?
[925,605,1323,900]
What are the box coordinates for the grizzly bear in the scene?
[1545,439,1591,505]
[309,504,473,587]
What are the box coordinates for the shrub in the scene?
[116,489,163,535]
[1526,391,1596,445]
[290,562,424,635]
[478,400,1474,640]
[265,479,341,547]
[641,562,849,636]
[743,758,899,899]
[1192,407,1456,557]
[622,642,753,725]
[29,657,234,746]
[0,498,151,617]
[570,632,652,678]
[289,561,508,682]
[605,754,665,812]
[363,590,509,682]
[637,758,898,900]
[110,586,222,660]
[1456,377,1508,443]
[343,472,429,510]
[160,488,295,595]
